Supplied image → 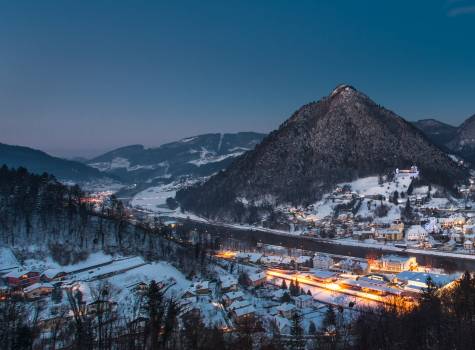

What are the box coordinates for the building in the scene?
[309,269,338,283]
[219,275,238,292]
[273,316,292,334]
[192,281,211,295]
[396,271,458,292]
[232,305,256,322]
[313,254,334,269]
[41,269,67,282]
[23,282,54,299]
[294,294,313,308]
[395,165,419,179]
[222,291,245,306]
[276,303,296,319]
[228,299,251,312]
[371,255,417,273]
[464,239,474,251]
[376,223,404,241]
[248,271,266,287]
[235,252,263,263]
[4,269,40,287]
[406,225,428,241]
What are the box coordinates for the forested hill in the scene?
[0,165,86,243]
[0,166,180,263]
[0,143,109,182]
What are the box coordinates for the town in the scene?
[0,221,462,347]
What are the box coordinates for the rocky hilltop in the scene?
[177,85,468,221]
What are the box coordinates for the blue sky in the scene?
[1,0,474,157]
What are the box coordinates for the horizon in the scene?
[1,0,475,157]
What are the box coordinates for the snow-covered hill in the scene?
[87,132,265,185]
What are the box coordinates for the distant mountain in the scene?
[0,143,109,182]
[177,85,467,221]
[411,119,457,149]
[413,115,475,163]
[445,114,475,162]
[87,132,266,183]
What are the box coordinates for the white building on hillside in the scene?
[406,225,428,241]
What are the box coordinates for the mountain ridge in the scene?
[177,85,468,221]
[86,132,266,183]
[0,142,111,183]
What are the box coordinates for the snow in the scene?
[181,136,197,143]
[0,247,19,272]
[340,176,412,198]
[89,157,168,172]
[131,183,177,211]
[188,149,244,166]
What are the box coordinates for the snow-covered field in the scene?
[131,183,177,212]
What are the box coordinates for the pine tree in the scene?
[290,311,305,350]
[281,279,288,289]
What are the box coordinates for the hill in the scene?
[177,85,468,221]
[87,132,265,183]
[0,143,110,183]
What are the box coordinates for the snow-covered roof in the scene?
[381,255,412,263]
[4,269,36,278]
[273,315,292,333]
[223,291,244,301]
[276,303,296,312]
[248,271,266,282]
[295,256,312,264]
[219,275,238,288]
[396,271,457,287]
[294,294,313,302]
[407,225,427,234]
[234,305,255,317]
[41,268,65,279]
[235,252,262,263]
[310,269,338,279]
[228,299,251,311]
[24,282,54,293]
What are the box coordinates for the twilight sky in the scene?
[1,0,474,158]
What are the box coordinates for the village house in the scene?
[406,225,429,241]
[87,299,118,315]
[294,294,313,308]
[192,281,211,295]
[276,303,296,319]
[395,165,419,179]
[182,281,211,298]
[295,255,313,268]
[333,259,369,274]
[219,275,238,292]
[375,223,404,241]
[313,254,334,269]
[222,290,245,306]
[232,305,256,322]
[23,282,54,299]
[4,269,40,287]
[464,239,474,251]
[41,269,67,282]
[235,252,263,264]
[248,271,266,287]
[228,299,251,312]
[463,224,475,235]
[273,316,292,334]
[370,255,417,273]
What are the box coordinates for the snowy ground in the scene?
[0,246,20,272]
